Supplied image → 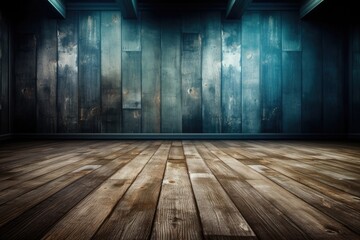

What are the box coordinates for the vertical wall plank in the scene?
[352,52,360,133]
[261,12,282,133]
[14,34,37,133]
[37,19,57,133]
[182,32,202,133]
[122,18,141,52]
[57,11,79,133]
[322,25,345,133]
[350,26,360,133]
[242,12,261,133]
[282,51,301,133]
[141,13,161,133]
[161,17,182,133]
[78,11,101,133]
[122,15,142,134]
[101,11,122,133]
[282,11,301,51]
[0,16,9,134]
[221,20,241,133]
[302,21,322,133]
[202,12,221,133]
[122,51,141,132]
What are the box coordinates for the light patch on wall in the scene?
[222,31,241,70]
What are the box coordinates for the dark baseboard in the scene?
[13,133,351,141]
[0,133,13,141]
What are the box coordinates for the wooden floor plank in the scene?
[43,142,160,240]
[151,158,202,239]
[0,141,153,239]
[183,141,256,239]
[195,142,310,240]
[0,140,359,240]
[92,143,171,240]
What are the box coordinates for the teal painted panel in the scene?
[122,17,141,51]
[282,11,301,51]
[37,19,57,133]
[282,51,301,133]
[57,11,79,133]
[202,12,221,133]
[101,11,122,133]
[123,109,141,133]
[221,20,242,133]
[322,25,345,133]
[161,17,182,133]
[182,32,202,133]
[261,12,282,133]
[79,11,101,133]
[352,52,360,133]
[242,12,261,133]
[301,21,322,133]
[141,13,161,133]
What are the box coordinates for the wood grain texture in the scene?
[151,159,202,240]
[182,32,202,133]
[93,143,171,240]
[282,11,301,51]
[141,13,161,133]
[79,11,101,133]
[261,12,282,133]
[0,140,360,239]
[282,51,301,133]
[221,20,242,133]
[121,17,141,51]
[122,51,141,110]
[161,17,182,133]
[14,34,37,133]
[301,21,322,133]
[101,11,122,133]
[322,24,345,133]
[184,142,256,238]
[57,11,79,133]
[36,19,57,133]
[202,12,221,133]
[242,12,261,133]
[0,15,9,134]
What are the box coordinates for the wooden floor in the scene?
[0,140,359,240]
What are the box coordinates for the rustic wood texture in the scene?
[242,12,261,133]
[78,11,101,133]
[36,19,57,133]
[57,11,79,133]
[1,140,359,239]
[141,13,161,133]
[202,12,221,133]
[101,11,122,133]
[161,17,182,133]
[14,33,37,133]
[260,12,282,133]
[221,20,242,133]
[301,21,322,133]
[12,10,348,135]
[0,14,9,134]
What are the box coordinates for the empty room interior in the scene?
[0,0,360,239]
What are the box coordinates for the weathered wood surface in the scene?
[101,11,122,133]
[36,19,57,133]
[11,10,348,135]
[0,140,359,239]
[57,12,79,133]
[161,17,182,133]
[0,14,9,134]
[78,11,101,133]
[221,20,242,133]
[242,12,261,133]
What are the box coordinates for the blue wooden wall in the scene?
[12,10,351,134]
